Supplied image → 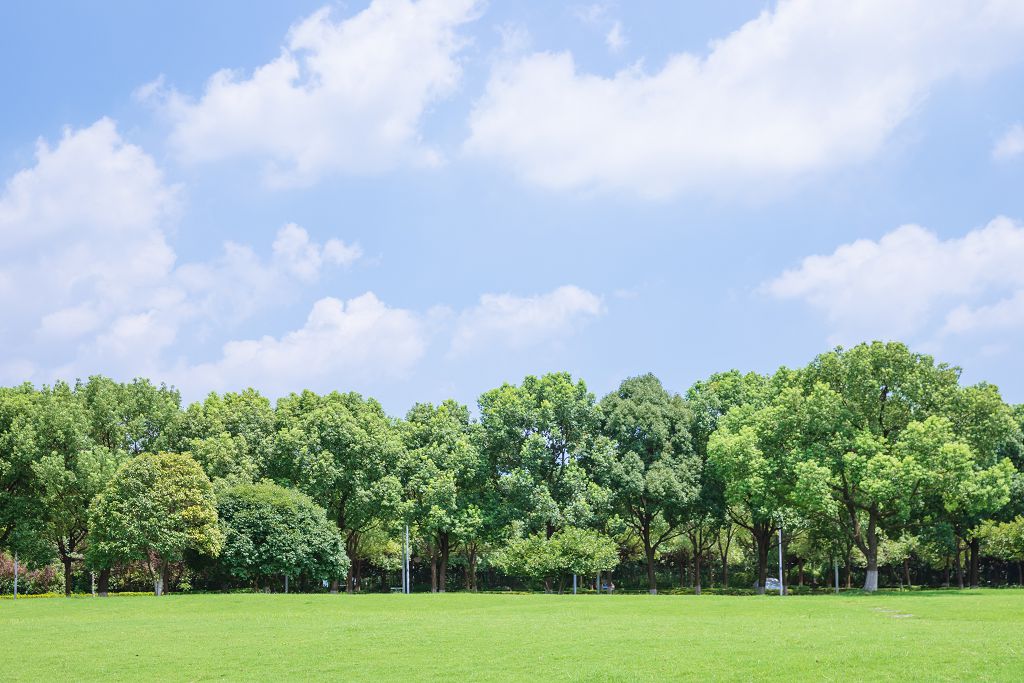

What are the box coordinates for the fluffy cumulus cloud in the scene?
[0,119,368,388]
[466,0,1024,197]
[765,217,1024,344]
[993,123,1024,160]
[157,0,481,186]
[451,285,604,354]
[176,293,426,397]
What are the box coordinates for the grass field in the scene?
[2,591,1023,681]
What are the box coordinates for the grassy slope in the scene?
[1,591,1022,681]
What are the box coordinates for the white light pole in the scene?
[404,524,410,594]
[777,527,784,596]
[572,574,577,595]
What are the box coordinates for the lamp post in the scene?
[777,527,784,596]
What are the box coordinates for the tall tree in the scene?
[593,374,699,594]
[479,373,602,539]
[708,377,805,593]
[176,389,274,483]
[796,342,962,591]
[270,391,404,592]
[402,400,484,592]
[88,451,222,595]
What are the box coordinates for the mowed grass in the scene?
[2,590,1023,681]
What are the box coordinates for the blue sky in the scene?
[2,0,1024,413]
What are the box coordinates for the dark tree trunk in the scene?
[969,538,980,589]
[903,558,911,588]
[798,560,805,587]
[63,558,74,597]
[330,578,340,594]
[678,547,688,589]
[162,561,172,595]
[644,539,657,594]
[438,533,450,593]
[845,549,853,589]
[430,545,438,593]
[955,546,964,589]
[693,550,702,595]
[98,568,110,597]
[753,524,770,594]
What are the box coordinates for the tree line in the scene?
[1,341,1022,597]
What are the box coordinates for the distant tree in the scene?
[269,391,404,592]
[88,451,222,595]
[176,389,274,483]
[493,526,618,590]
[479,373,603,541]
[217,481,348,589]
[796,342,962,592]
[976,517,1024,584]
[402,400,484,592]
[708,372,804,594]
[594,374,699,594]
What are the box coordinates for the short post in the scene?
[13,553,18,599]
[833,557,839,594]
[285,575,289,594]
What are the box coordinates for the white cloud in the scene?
[466,0,1024,198]
[0,120,364,385]
[157,0,481,186]
[176,293,426,396]
[765,217,1024,343]
[605,21,626,53]
[451,285,604,354]
[993,123,1024,160]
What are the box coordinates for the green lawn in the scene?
[2,591,1023,681]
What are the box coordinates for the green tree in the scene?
[402,400,484,592]
[269,391,404,592]
[709,373,805,593]
[594,374,699,594]
[216,481,348,589]
[479,373,603,540]
[493,526,618,590]
[796,342,962,591]
[176,389,274,483]
[88,451,222,595]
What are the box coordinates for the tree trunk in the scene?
[1018,561,1023,586]
[63,557,74,597]
[162,561,172,595]
[98,568,110,597]
[754,525,770,594]
[430,545,438,593]
[678,547,688,589]
[969,538,980,589]
[330,578,340,594]
[798,560,805,587]
[861,519,879,592]
[644,540,657,595]
[693,550,702,596]
[903,558,911,588]
[438,533,449,593]
[955,546,964,589]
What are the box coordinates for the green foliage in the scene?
[217,481,348,585]
[88,452,222,574]
[493,526,618,581]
